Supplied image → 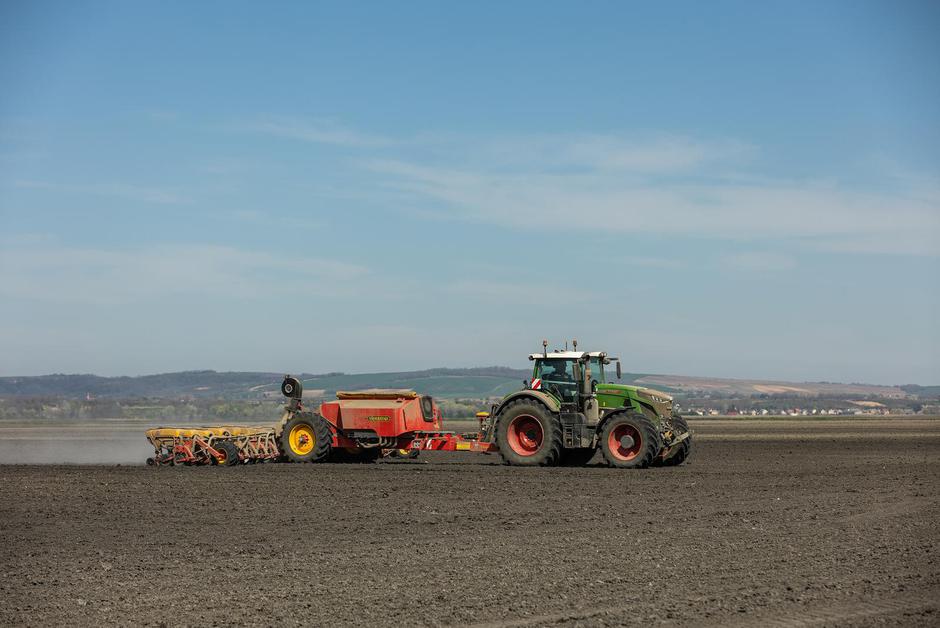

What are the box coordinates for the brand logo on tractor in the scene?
[367,415,390,422]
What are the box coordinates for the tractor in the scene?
[480,340,692,467]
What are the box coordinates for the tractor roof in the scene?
[529,351,585,360]
[528,351,618,361]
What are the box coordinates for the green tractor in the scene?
[483,341,692,468]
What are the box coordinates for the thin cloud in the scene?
[233,120,938,256]
[444,279,596,306]
[244,117,392,148]
[366,159,940,256]
[144,109,179,122]
[721,252,797,272]
[13,180,189,205]
[543,134,752,173]
[0,243,368,305]
[623,256,684,270]
[375,132,753,174]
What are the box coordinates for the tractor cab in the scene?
[529,348,622,406]
[530,353,580,403]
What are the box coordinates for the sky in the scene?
[0,1,938,384]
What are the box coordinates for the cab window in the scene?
[589,357,606,384]
[536,359,573,382]
[535,359,577,402]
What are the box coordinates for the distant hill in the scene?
[900,384,940,398]
[0,370,298,399]
[294,367,538,399]
[0,367,543,400]
[0,369,934,401]
[634,375,913,399]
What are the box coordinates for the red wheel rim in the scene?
[506,414,544,456]
[608,424,642,461]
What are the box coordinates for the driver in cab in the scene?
[541,361,576,400]
[542,361,575,385]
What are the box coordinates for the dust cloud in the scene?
[0,425,154,464]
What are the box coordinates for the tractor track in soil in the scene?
[0,418,938,626]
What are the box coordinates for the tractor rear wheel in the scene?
[279,412,332,463]
[557,447,597,466]
[495,399,563,466]
[213,440,240,466]
[599,411,661,469]
[655,415,692,467]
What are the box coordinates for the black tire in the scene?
[279,412,332,463]
[599,410,662,469]
[329,447,381,463]
[213,440,240,466]
[557,447,597,467]
[281,376,303,399]
[655,415,692,467]
[494,399,563,466]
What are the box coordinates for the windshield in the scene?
[533,359,577,402]
[588,357,606,384]
[536,358,573,381]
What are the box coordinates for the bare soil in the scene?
[1,418,938,626]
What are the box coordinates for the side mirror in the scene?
[616,361,622,379]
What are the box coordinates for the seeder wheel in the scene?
[213,441,240,466]
[279,412,332,463]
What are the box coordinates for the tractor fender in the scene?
[492,389,561,417]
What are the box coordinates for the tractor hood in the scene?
[597,383,675,417]
[598,383,673,402]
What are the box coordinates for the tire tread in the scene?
[279,412,333,463]
[598,410,662,469]
[494,398,563,466]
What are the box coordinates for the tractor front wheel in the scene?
[495,400,563,466]
[599,411,661,469]
[279,412,332,463]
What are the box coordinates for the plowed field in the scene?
[1,418,937,626]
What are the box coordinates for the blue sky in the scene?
[1,1,938,383]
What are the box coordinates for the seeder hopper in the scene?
[145,382,492,466]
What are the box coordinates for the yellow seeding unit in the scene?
[145,425,280,466]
